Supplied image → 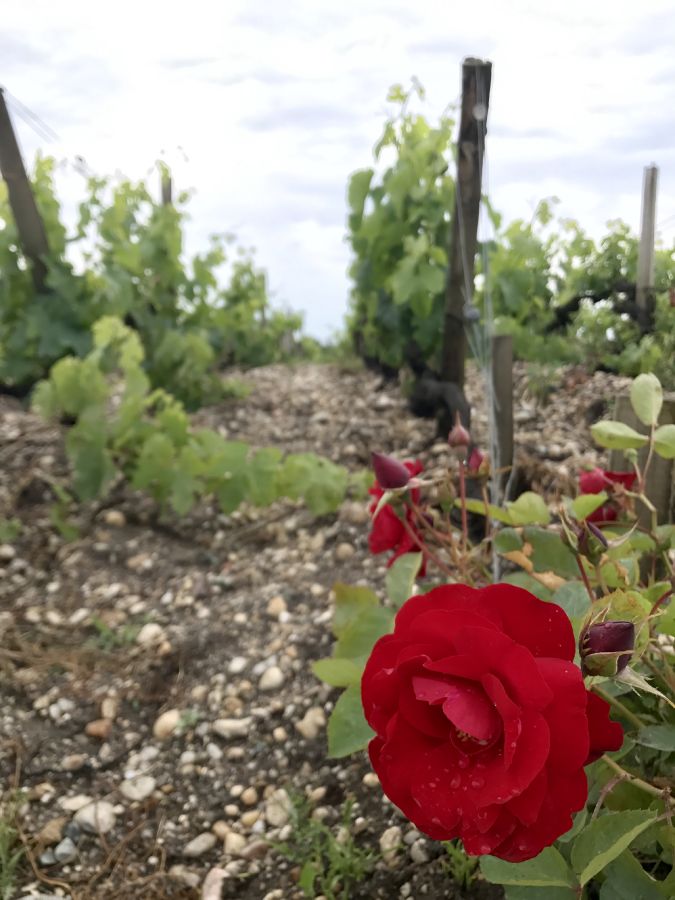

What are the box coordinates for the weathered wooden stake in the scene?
[0,87,49,291]
[490,335,514,502]
[636,164,658,332]
[440,58,492,387]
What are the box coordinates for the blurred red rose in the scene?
[368,459,427,575]
[578,467,636,523]
[361,583,622,862]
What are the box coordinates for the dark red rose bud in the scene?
[467,446,485,474]
[577,521,609,564]
[448,422,471,449]
[580,620,635,677]
[371,452,412,489]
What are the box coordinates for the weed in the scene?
[274,793,376,899]
[0,794,26,900]
[89,616,142,651]
[441,839,479,891]
[0,518,21,543]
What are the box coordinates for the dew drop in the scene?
[450,775,461,789]
[479,843,491,854]
[458,756,469,769]
[470,777,485,789]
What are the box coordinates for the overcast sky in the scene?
[2,0,674,338]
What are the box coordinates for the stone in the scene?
[224,831,247,856]
[212,820,230,840]
[266,595,287,618]
[265,788,292,827]
[60,794,93,813]
[37,816,67,846]
[0,544,16,562]
[228,656,248,674]
[379,826,402,867]
[103,510,126,528]
[120,775,156,802]
[295,706,326,740]
[335,542,356,561]
[168,865,201,889]
[136,622,165,646]
[74,800,117,835]
[127,552,154,572]
[183,832,217,857]
[410,838,429,864]
[85,718,112,740]
[54,836,78,863]
[62,754,87,772]
[362,772,379,788]
[153,708,181,740]
[241,787,258,806]
[240,839,269,860]
[212,717,251,739]
[100,696,118,720]
[259,666,285,691]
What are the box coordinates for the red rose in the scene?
[578,467,636,524]
[361,583,623,862]
[368,460,427,575]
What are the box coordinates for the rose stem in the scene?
[576,555,596,604]
[399,514,456,581]
[593,686,645,730]
[601,754,662,798]
[458,460,468,562]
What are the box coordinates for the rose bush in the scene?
[361,582,622,862]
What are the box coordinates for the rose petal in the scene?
[368,506,405,554]
[586,690,623,763]
[537,657,590,771]
[412,675,501,742]
[477,584,576,660]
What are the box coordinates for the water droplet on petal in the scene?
[458,757,469,769]
[470,777,485,789]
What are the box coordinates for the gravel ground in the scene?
[0,361,630,899]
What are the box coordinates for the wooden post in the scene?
[609,393,675,526]
[636,164,658,332]
[491,335,514,502]
[440,58,492,386]
[0,88,49,291]
[161,169,172,206]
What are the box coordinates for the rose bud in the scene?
[448,414,471,461]
[580,620,635,677]
[466,446,485,474]
[371,452,412,489]
[577,521,609,564]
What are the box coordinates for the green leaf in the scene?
[636,724,675,752]
[332,583,380,638]
[615,665,672,704]
[571,492,608,520]
[571,810,657,886]
[385,553,422,608]
[504,888,577,900]
[494,528,523,553]
[312,658,362,687]
[334,606,394,664]
[506,492,551,526]
[523,527,578,577]
[298,861,319,895]
[457,497,513,524]
[591,421,649,451]
[552,581,592,618]
[557,808,588,844]
[502,572,553,601]
[480,846,575,888]
[653,423,675,459]
[599,849,666,900]
[630,373,663,426]
[348,168,374,223]
[327,684,374,758]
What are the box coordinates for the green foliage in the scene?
[0,156,310,407]
[274,795,376,900]
[32,316,359,519]
[346,88,675,380]
[385,552,423,608]
[0,518,21,543]
[0,794,25,900]
[346,80,455,371]
[89,615,142,651]
[441,840,479,890]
